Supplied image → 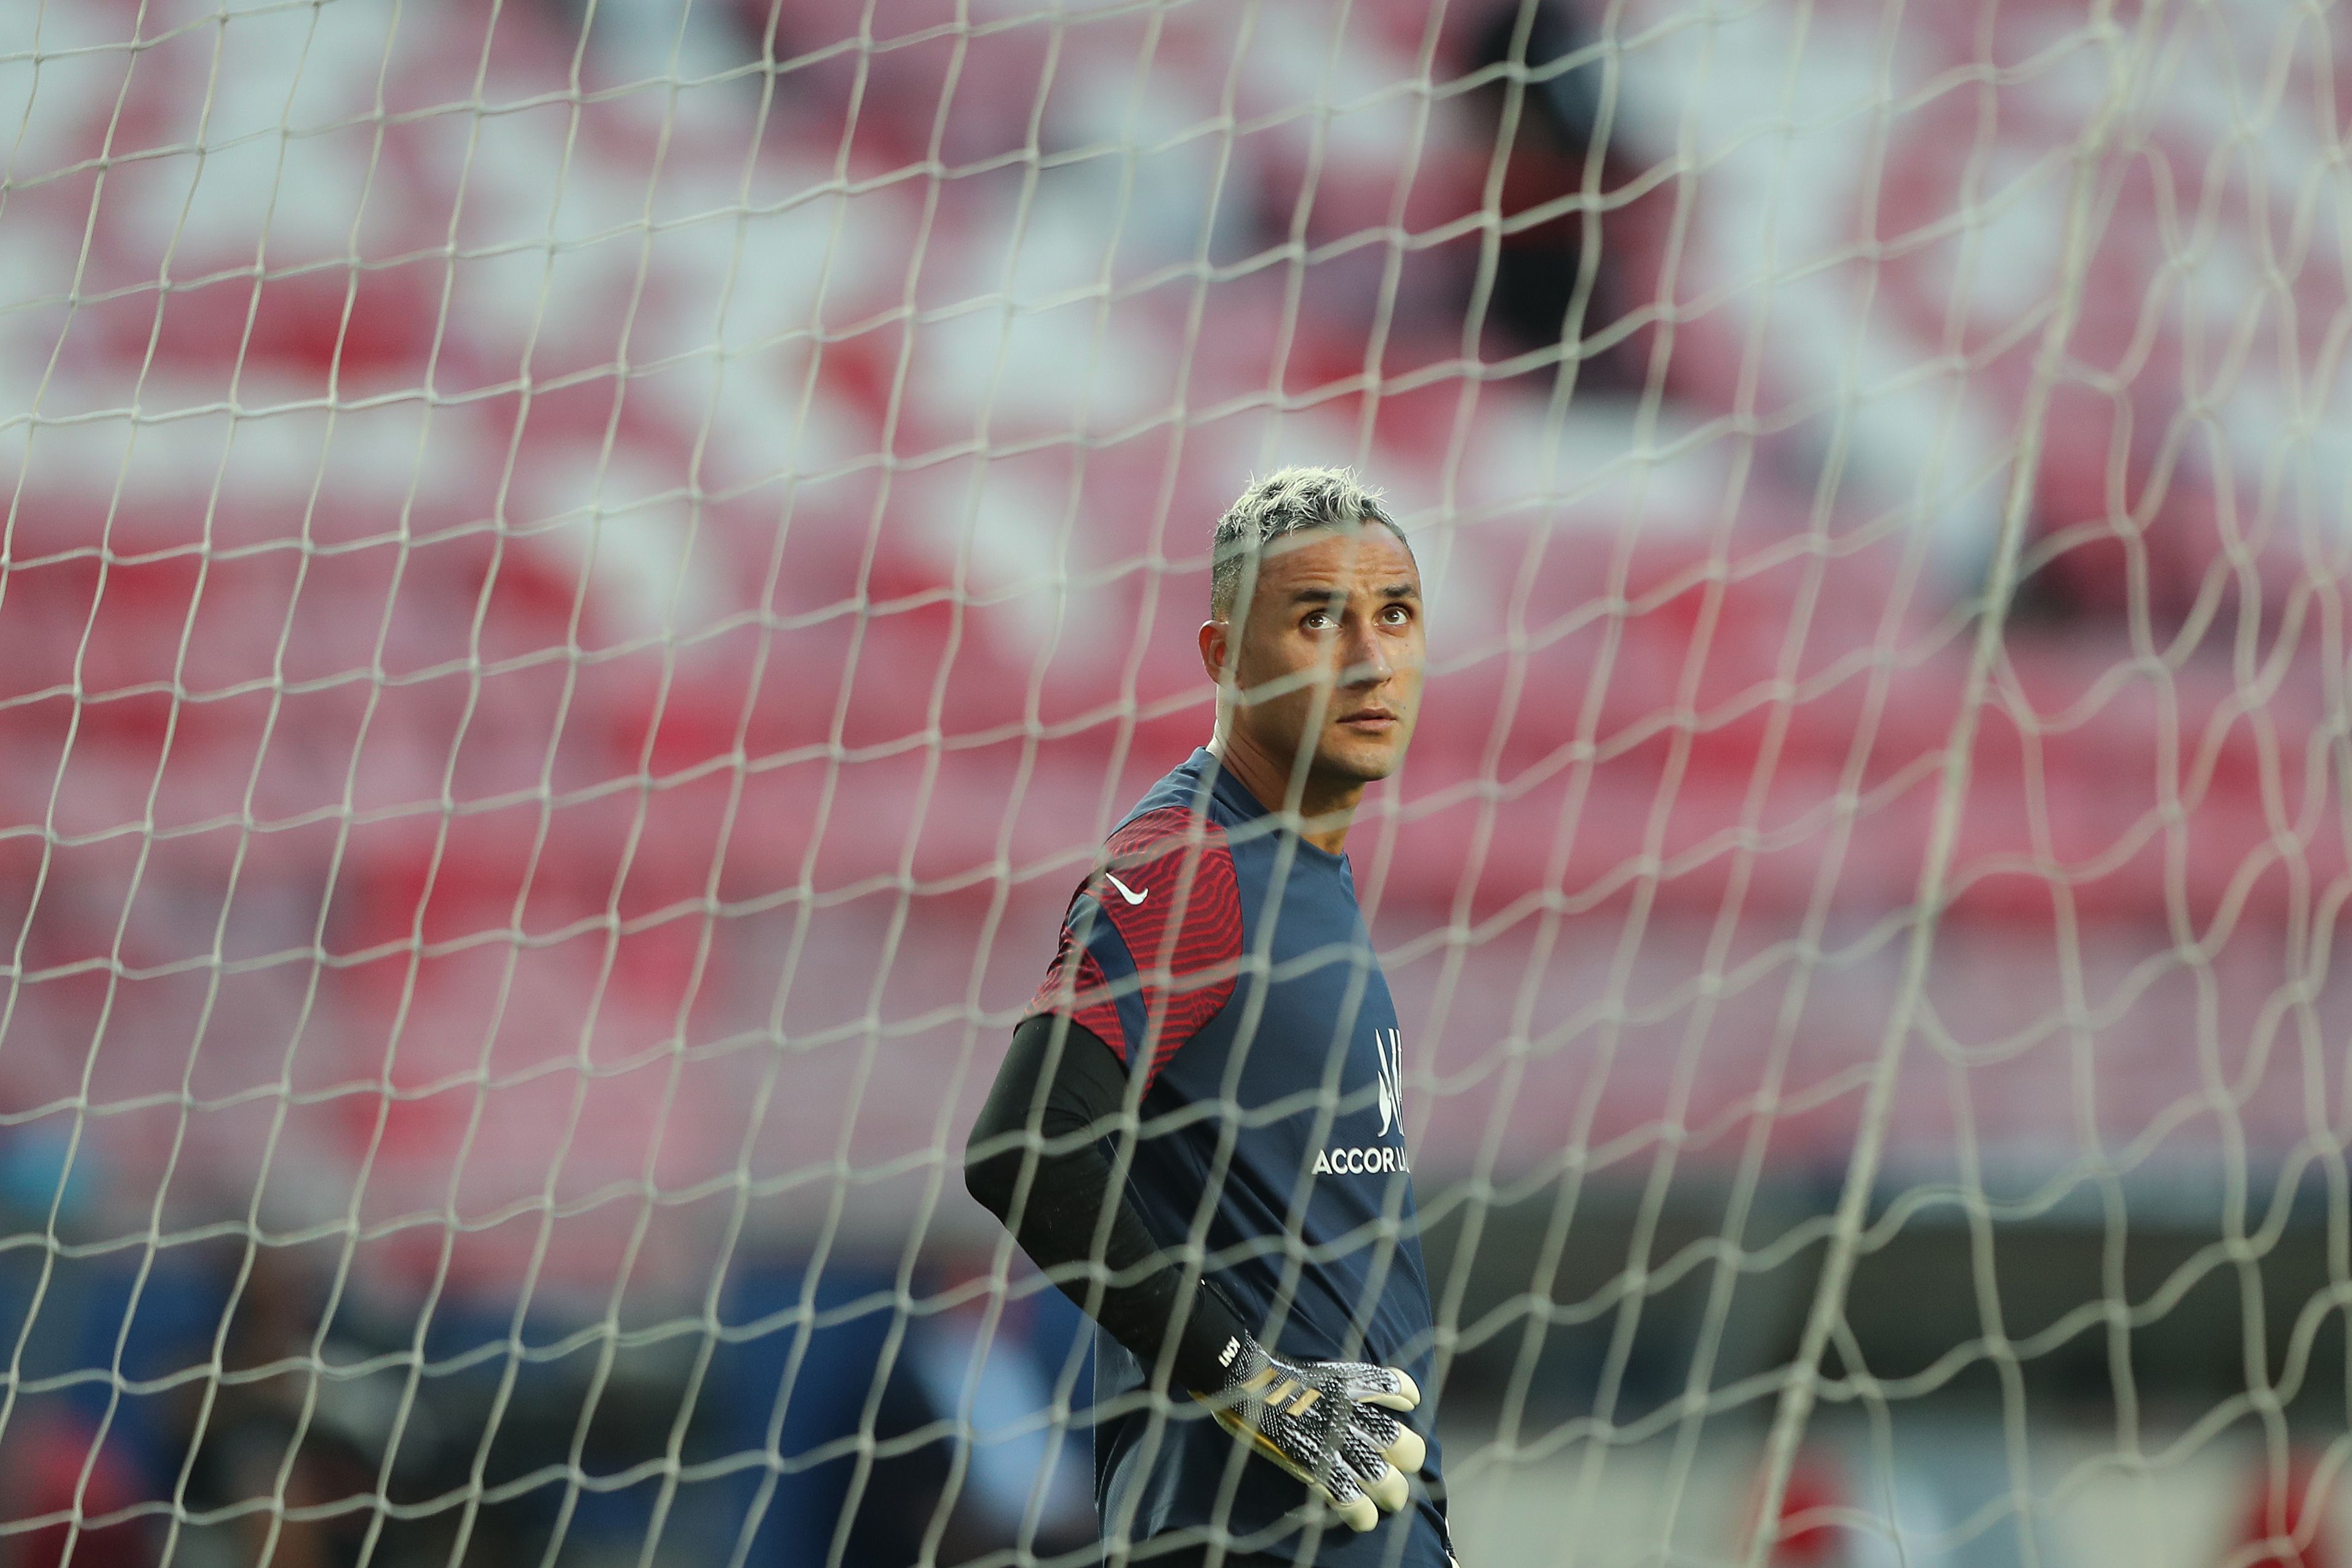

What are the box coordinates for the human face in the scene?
[1202,524,1425,800]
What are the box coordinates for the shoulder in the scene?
[1104,805,1228,862]
[1089,806,1240,921]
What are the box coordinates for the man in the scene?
[965,468,1455,1568]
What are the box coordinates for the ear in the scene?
[1198,619,1229,685]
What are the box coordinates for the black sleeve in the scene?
[964,1012,1248,1393]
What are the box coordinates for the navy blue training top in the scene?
[1026,747,1451,1567]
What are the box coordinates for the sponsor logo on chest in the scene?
[1312,1027,1411,1176]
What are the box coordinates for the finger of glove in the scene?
[1349,1404,1425,1477]
[1351,1402,1410,1452]
[1380,1421,1426,1475]
[1334,1427,1413,1519]
[1322,1485,1379,1534]
[1303,1444,1379,1532]
[1357,1455,1410,1517]
[1348,1366,1421,1412]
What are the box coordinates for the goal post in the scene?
[2,2,2350,1566]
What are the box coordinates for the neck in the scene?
[1208,730,1360,854]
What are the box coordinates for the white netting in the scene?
[2,1,2350,1565]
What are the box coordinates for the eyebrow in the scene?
[1288,583,1421,605]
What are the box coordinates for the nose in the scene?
[1339,619,1391,686]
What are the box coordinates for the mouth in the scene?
[1337,707,1397,733]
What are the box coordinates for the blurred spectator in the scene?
[171,1251,386,1568]
[840,1262,1097,1568]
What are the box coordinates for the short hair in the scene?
[1210,466,1411,619]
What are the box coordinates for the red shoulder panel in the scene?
[1026,806,1243,1086]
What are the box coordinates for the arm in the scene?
[963,1011,1426,1532]
[962,1010,1246,1393]
[975,811,1423,1530]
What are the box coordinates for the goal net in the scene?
[2,1,2348,1565]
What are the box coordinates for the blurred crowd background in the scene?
[3,0,2352,1564]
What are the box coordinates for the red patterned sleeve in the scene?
[1025,807,1243,1089]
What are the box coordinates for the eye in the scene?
[1302,608,1336,631]
[1379,603,1413,625]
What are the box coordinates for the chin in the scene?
[1317,741,1403,784]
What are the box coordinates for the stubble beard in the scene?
[1291,708,1406,791]
[1315,732,1401,788]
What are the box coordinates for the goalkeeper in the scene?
[966,469,1456,1568]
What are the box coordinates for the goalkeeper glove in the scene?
[1194,1332,1427,1532]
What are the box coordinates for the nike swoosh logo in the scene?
[1103,872,1148,905]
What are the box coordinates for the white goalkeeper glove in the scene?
[1194,1332,1427,1532]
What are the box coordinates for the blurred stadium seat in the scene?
[1,1,2342,1262]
